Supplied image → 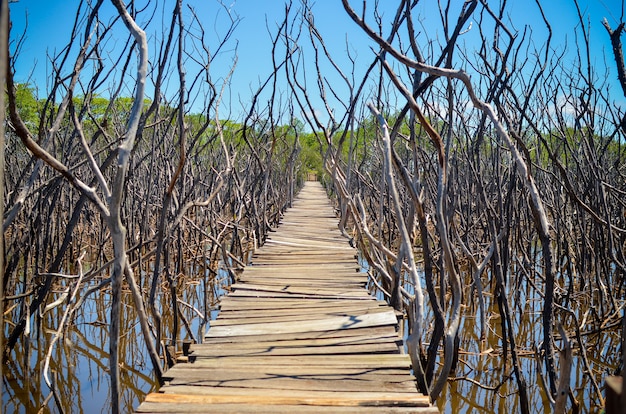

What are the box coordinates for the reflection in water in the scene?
[361,251,621,413]
[2,265,229,413]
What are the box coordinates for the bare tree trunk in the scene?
[602,19,626,147]
[149,0,184,363]
[0,0,8,409]
[367,102,428,393]
[108,1,148,412]
[603,20,626,98]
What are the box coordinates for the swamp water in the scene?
[2,254,621,412]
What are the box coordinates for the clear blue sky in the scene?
[8,0,625,123]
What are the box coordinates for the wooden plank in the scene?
[165,376,417,392]
[234,279,367,289]
[229,283,371,297]
[226,290,375,300]
[201,326,400,343]
[215,308,385,320]
[216,304,390,318]
[210,307,391,326]
[165,365,414,378]
[198,332,401,348]
[249,256,354,263]
[218,297,389,311]
[253,246,357,252]
[237,272,365,281]
[137,401,439,413]
[238,271,362,278]
[262,239,353,250]
[188,354,413,369]
[251,251,356,258]
[189,342,401,356]
[205,311,398,337]
[217,303,384,315]
[244,264,359,271]
[152,387,432,407]
[244,265,360,272]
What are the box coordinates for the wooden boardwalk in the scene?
[135,181,437,413]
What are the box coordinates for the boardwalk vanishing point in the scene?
[135,181,438,413]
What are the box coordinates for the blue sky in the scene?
[8,0,625,122]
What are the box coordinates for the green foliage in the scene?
[11,83,40,127]
[72,94,109,119]
[300,131,323,174]
[537,126,625,170]
[6,83,331,184]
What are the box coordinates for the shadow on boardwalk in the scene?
[135,181,438,413]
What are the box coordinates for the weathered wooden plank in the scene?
[189,354,413,369]
[247,262,356,268]
[234,279,367,289]
[206,311,398,337]
[136,401,439,413]
[215,309,383,321]
[237,271,365,281]
[216,305,385,317]
[210,307,391,326]
[226,289,375,300]
[216,304,390,319]
[152,387,432,407]
[189,341,401,356]
[251,250,356,257]
[239,270,359,279]
[238,267,362,274]
[218,297,388,310]
[165,376,417,392]
[265,238,349,246]
[247,263,356,268]
[229,283,371,297]
[165,365,414,378]
[162,372,416,392]
[258,245,354,252]
[198,332,401,348]
[201,326,400,343]
[262,239,353,250]
[243,263,360,270]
